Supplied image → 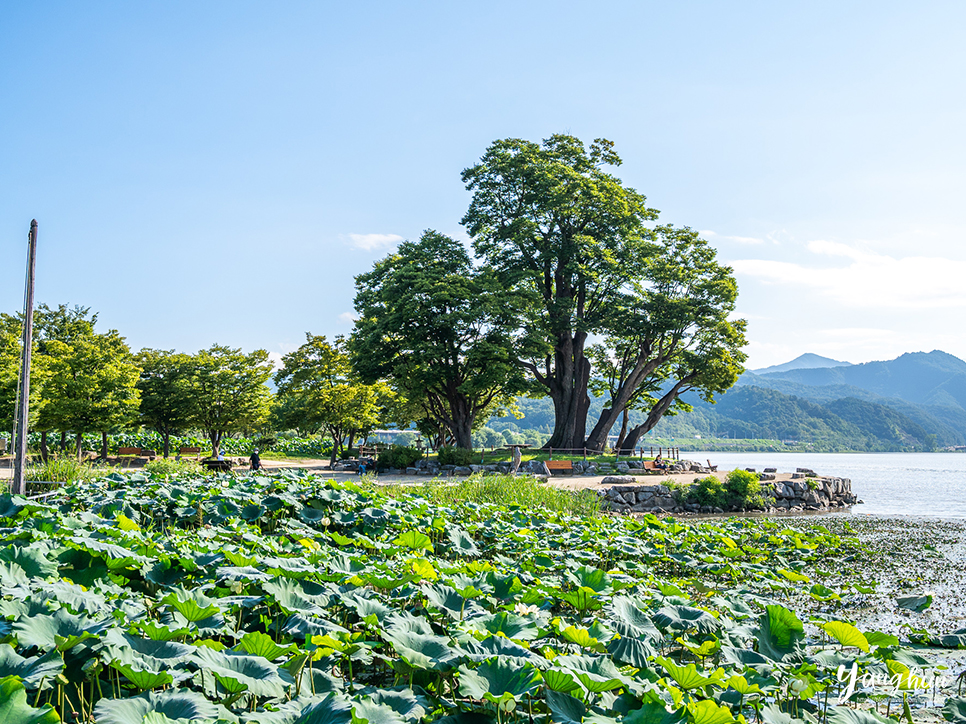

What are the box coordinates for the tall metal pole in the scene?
[12,220,38,496]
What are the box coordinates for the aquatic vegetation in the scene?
[0,470,961,722]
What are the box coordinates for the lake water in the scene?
[682,451,966,518]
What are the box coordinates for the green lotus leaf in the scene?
[542,669,582,693]
[93,690,220,724]
[357,688,425,722]
[351,699,407,724]
[161,591,221,623]
[457,658,541,703]
[12,608,113,652]
[822,622,869,652]
[656,657,719,691]
[827,706,893,724]
[236,631,298,661]
[808,584,840,602]
[607,596,662,641]
[0,546,58,580]
[110,661,175,691]
[688,699,734,724]
[897,594,933,612]
[623,700,686,724]
[384,630,464,672]
[446,527,481,557]
[241,504,266,521]
[559,587,603,612]
[653,606,719,635]
[607,635,655,669]
[565,566,612,594]
[463,612,538,641]
[191,646,292,698]
[574,669,625,693]
[943,697,966,723]
[0,675,60,724]
[394,531,433,552]
[758,605,804,662]
[137,622,191,642]
[0,645,64,688]
[545,689,585,723]
[864,631,900,649]
[424,584,477,620]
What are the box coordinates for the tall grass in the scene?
[25,456,115,483]
[375,473,602,516]
[143,458,204,477]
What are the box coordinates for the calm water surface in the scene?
[681,451,966,518]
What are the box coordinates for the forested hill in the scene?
[486,350,966,451]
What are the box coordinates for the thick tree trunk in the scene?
[40,431,49,462]
[75,432,83,461]
[544,332,590,450]
[101,431,108,460]
[59,430,67,453]
[346,431,356,454]
[618,378,694,454]
[162,433,170,458]
[209,431,222,459]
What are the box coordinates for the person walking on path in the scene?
[249,449,262,472]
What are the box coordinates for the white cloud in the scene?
[267,351,284,370]
[338,311,358,324]
[701,230,765,245]
[732,242,966,309]
[347,233,403,252]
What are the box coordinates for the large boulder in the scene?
[600,475,637,486]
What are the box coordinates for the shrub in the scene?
[437,446,476,466]
[339,448,361,460]
[690,475,726,509]
[378,445,423,470]
[254,435,277,451]
[724,468,765,509]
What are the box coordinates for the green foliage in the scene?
[350,230,526,450]
[25,455,113,483]
[0,467,889,723]
[136,349,195,457]
[275,334,389,462]
[437,446,476,466]
[690,475,726,509]
[724,468,765,509]
[190,345,273,458]
[377,445,423,470]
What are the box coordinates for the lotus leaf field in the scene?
[0,470,964,724]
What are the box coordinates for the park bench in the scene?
[546,459,573,476]
[117,447,142,456]
[178,447,202,459]
[642,460,668,475]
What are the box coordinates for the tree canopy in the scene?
[462,134,746,450]
[274,334,389,463]
[350,230,527,449]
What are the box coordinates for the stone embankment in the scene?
[600,467,859,516]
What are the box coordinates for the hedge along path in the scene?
[0,469,962,723]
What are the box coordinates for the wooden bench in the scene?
[117,447,142,456]
[202,459,233,472]
[642,461,668,475]
[546,459,573,476]
[178,447,202,460]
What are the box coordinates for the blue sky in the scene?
[2,2,964,368]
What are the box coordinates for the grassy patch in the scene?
[374,473,603,516]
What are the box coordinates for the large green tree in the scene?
[136,349,195,458]
[188,345,272,459]
[462,135,659,449]
[350,230,527,450]
[274,334,388,464]
[462,135,746,450]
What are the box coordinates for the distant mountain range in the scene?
[488,350,966,451]
[751,353,851,376]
